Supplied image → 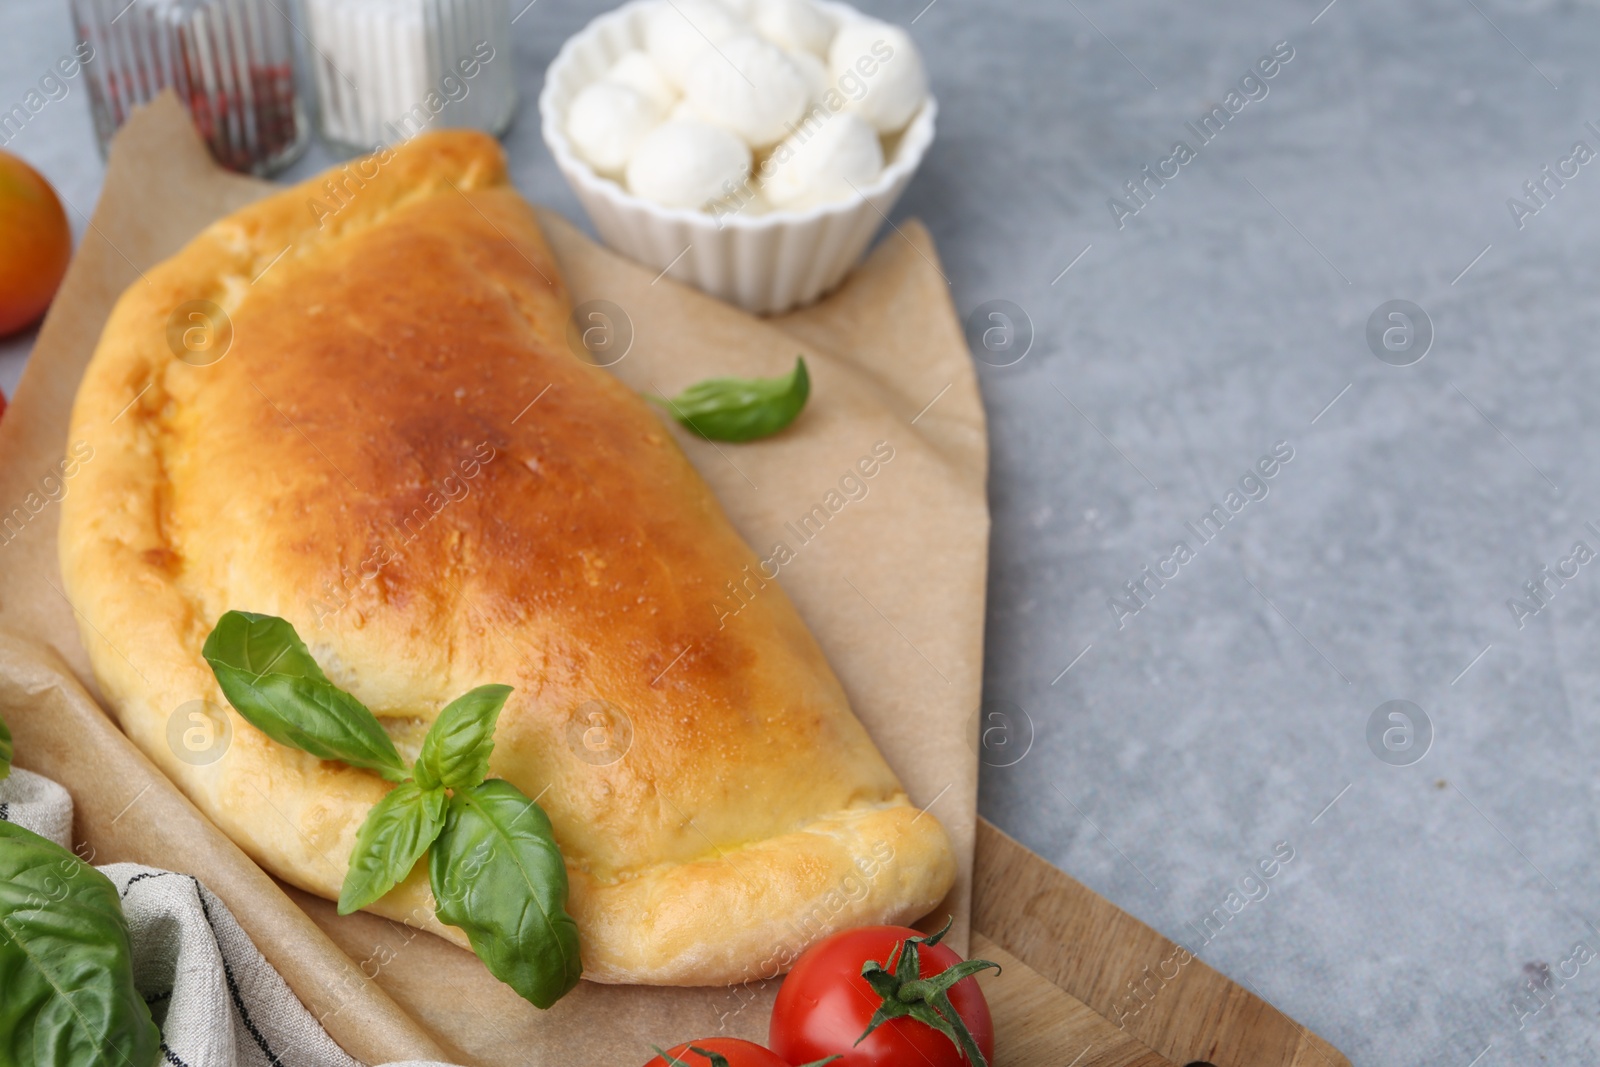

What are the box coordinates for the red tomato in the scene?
[642,1038,791,1067]
[770,924,997,1067]
[0,150,71,337]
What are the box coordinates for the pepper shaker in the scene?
[70,0,311,175]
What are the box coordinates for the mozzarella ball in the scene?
[786,48,829,106]
[604,50,678,114]
[644,0,747,89]
[828,19,927,133]
[761,111,883,208]
[751,0,834,56]
[683,34,809,147]
[741,186,773,215]
[626,120,753,209]
[567,81,661,174]
[668,97,700,122]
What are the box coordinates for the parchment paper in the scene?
[0,93,988,1066]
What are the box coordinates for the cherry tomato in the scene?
[769,924,997,1067]
[642,1038,791,1067]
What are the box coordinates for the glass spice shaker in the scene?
[70,0,310,175]
[301,0,517,153]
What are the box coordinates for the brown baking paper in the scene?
[0,93,988,1066]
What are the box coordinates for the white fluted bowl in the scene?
[539,0,936,314]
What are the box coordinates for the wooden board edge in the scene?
[974,934,1177,1067]
[972,818,1351,1067]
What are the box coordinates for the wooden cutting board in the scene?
[974,819,1347,1067]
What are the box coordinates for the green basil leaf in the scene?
[0,821,159,1067]
[0,712,11,782]
[338,782,448,916]
[202,611,408,782]
[657,356,810,442]
[413,684,512,791]
[429,779,581,1009]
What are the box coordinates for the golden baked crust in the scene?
[59,131,954,986]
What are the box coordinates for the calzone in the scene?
[59,131,955,986]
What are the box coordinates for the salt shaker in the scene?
[302,0,517,152]
[70,0,310,175]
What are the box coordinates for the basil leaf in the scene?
[658,356,810,442]
[0,821,159,1067]
[0,712,11,782]
[202,611,408,782]
[338,782,448,916]
[430,779,581,1009]
[413,684,512,791]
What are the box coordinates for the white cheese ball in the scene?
[718,0,755,17]
[751,0,834,56]
[604,50,678,114]
[683,34,809,147]
[761,111,883,208]
[567,81,661,175]
[828,19,927,133]
[786,48,829,106]
[626,120,753,210]
[644,0,747,89]
[741,186,773,215]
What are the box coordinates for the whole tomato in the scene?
[642,1038,791,1067]
[770,922,998,1067]
[0,150,71,336]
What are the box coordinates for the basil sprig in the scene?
[339,781,447,915]
[414,684,512,791]
[0,711,11,782]
[0,821,160,1067]
[431,780,582,1009]
[202,611,581,1009]
[202,611,409,782]
[654,357,810,442]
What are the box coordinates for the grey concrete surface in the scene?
[6,1,1600,1063]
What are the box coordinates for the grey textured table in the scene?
[6,1,1600,1063]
